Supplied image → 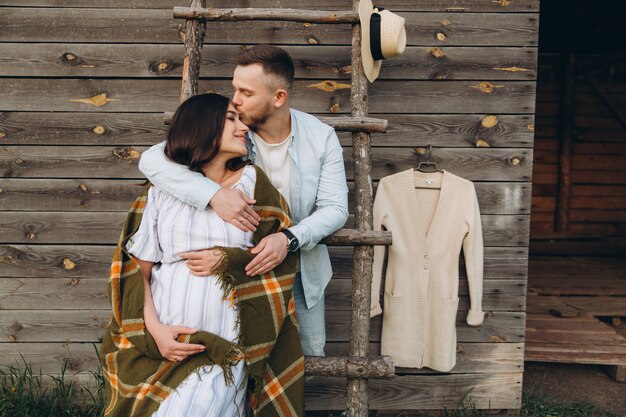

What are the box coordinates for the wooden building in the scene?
[525,0,626,380]
[0,0,540,413]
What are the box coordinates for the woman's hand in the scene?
[179,249,224,276]
[147,322,206,362]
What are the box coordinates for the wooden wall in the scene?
[532,53,626,240]
[0,0,539,412]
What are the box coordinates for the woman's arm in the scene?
[136,258,206,361]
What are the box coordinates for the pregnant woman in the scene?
[99,93,304,417]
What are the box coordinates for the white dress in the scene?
[126,164,256,417]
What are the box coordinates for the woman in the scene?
[99,93,304,417]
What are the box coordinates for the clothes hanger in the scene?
[414,144,442,189]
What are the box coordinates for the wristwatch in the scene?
[281,229,299,252]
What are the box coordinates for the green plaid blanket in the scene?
[99,165,304,417]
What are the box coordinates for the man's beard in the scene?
[240,102,273,131]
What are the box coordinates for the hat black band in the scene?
[369,12,385,61]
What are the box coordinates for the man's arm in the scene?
[139,141,218,209]
[139,142,259,231]
[289,129,349,250]
[245,129,348,276]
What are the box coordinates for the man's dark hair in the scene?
[165,93,247,174]
[232,44,295,89]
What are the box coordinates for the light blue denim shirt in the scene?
[138,108,349,308]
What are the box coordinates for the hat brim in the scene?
[359,0,382,83]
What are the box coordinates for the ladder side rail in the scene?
[346,0,375,415]
[180,0,207,102]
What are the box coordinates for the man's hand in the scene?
[245,233,289,276]
[146,322,205,362]
[210,188,260,232]
[179,249,223,276]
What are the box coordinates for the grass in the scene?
[0,357,104,417]
[0,362,620,417]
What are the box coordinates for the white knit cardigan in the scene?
[371,169,484,372]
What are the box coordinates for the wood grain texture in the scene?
[0,1,539,12]
[0,79,537,114]
[1,9,539,46]
[0,112,535,148]
[0,146,533,181]
[0,245,527,279]
[0,212,529,246]
[0,43,537,80]
[0,179,531,214]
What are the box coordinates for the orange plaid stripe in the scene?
[111,334,134,350]
[259,357,304,417]
[245,341,274,362]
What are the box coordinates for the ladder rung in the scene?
[317,116,387,133]
[164,112,387,133]
[173,7,359,24]
[304,355,395,379]
[321,229,392,246]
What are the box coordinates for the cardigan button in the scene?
[423,265,428,270]
[424,254,429,260]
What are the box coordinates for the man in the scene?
[138,44,349,356]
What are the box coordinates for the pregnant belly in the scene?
[150,265,239,343]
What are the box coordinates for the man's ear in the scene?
[273,89,288,109]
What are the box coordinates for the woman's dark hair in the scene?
[165,93,247,173]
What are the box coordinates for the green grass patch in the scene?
[0,357,104,417]
[1,361,621,417]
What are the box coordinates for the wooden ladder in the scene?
[174,2,394,416]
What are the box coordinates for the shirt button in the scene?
[423,265,428,270]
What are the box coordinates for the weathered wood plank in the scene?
[0,245,528,279]
[0,278,109,310]
[0,278,525,343]
[0,212,529,247]
[0,245,115,278]
[0,276,525,312]
[278,247,529,281]
[562,297,626,317]
[0,9,539,46]
[0,310,109,343]
[0,112,535,148]
[0,307,525,352]
[0,341,524,409]
[344,148,533,181]
[325,342,524,374]
[0,179,531,214]
[0,146,534,181]
[355,279,526,312]
[329,311,526,343]
[0,1,539,12]
[305,373,523,410]
[0,79,537,114]
[0,312,523,372]
[0,44,538,80]
[0,245,528,278]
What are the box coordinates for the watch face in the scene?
[288,238,299,252]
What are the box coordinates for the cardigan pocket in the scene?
[383,275,402,298]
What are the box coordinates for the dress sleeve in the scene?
[126,187,163,263]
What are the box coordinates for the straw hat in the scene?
[358,0,406,83]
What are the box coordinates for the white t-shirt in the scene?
[253,131,292,207]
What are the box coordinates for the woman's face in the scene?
[218,104,249,158]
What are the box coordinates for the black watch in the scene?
[281,229,299,252]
